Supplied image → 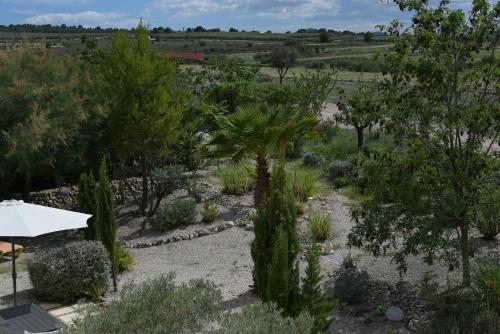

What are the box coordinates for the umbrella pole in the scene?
[11,237,17,306]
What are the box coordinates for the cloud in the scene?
[24,11,139,28]
[1,0,92,5]
[148,0,340,19]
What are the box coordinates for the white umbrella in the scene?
[0,200,91,306]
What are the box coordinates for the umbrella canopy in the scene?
[0,199,91,306]
[0,200,91,237]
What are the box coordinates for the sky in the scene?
[0,0,475,33]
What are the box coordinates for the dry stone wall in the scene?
[27,178,144,210]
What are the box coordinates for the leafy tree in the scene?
[292,70,337,116]
[301,242,333,333]
[0,48,86,198]
[363,31,373,43]
[201,56,259,113]
[319,31,330,43]
[77,172,98,240]
[270,47,297,84]
[336,79,383,150]
[210,105,317,205]
[96,159,117,291]
[348,0,499,286]
[251,164,300,316]
[98,22,185,213]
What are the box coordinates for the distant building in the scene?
[163,51,205,62]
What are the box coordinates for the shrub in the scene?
[154,198,197,230]
[472,259,500,314]
[202,200,219,223]
[309,211,331,242]
[218,163,255,195]
[328,160,350,188]
[115,246,134,272]
[217,303,313,334]
[318,120,338,143]
[334,268,370,304]
[291,169,317,202]
[61,274,222,334]
[27,241,111,303]
[302,153,323,167]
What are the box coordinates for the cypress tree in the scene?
[301,242,333,333]
[77,171,98,240]
[96,159,117,291]
[251,163,300,316]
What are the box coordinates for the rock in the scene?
[197,228,210,236]
[385,306,405,322]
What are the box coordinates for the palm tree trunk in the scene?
[255,154,270,206]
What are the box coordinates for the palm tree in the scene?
[210,105,317,205]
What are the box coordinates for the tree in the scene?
[77,172,98,240]
[336,79,383,150]
[0,48,87,198]
[210,105,317,205]
[301,242,333,333]
[319,31,330,43]
[270,47,297,84]
[194,26,206,32]
[96,159,117,291]
[251,164,300,316]
[348,0,499,286]
[98,22,185,213]
[201,56,259,114]
[363,31,373,43]
[229,27,238,32]
[292,70,337,116]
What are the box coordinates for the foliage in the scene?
[115,246,135,273]
[336,79,383,149]
[201,56,259,113]
[98,22,185,212]
[291,70,337,116]
[348,0,499,285]
[27,241,111,303]
[290,168,317,202]
[147,165,188,216]
[334,268,370,304]
[96,159,117,290]
[0,47,88,197]
[217,303,313,334]
[60,274,222,334]
[251,164,300,316]
[77,172,98,240]
[217,163,256,195]
[154,198,197,230]
[328,160,350,188]
[202,200,219,223]
[270,47,297,84]
[309,211,332,242]
[319,31,330,43]
[476,166,500,240]
[471,259,500,315]
[210,104,317,205]
[303,153,323,167]
[301,242,334,333]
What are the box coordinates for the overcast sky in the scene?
[0,0,474,32]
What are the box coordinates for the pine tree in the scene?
[96,159,117,291]
[251,163,300,316]
[301,242,334,333]
[77,171,98,240]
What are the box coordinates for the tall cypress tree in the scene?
[251,163,300,316]
[301,242,333,333]
[77,171,98,240]
[96,159,117,291]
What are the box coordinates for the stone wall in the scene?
[27,178,144,210]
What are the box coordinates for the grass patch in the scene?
[217,163,256,195]
[309,211,332,242]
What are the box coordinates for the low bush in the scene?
[472,259,499,314]
[309,211,332,242]
[218,163,255,195]
[27,241,111,303]
[115,246,134,272]
[334,268,370,304]
[328,160,350,188]
[302,152,323,167]
[291,169,317,202]
[217,303,313,334]
[202,200,219,223]
[154,198,197,230]
[61,274,223,334]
